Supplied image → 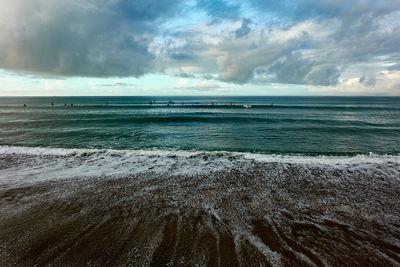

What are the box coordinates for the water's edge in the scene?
[1,145,400,265]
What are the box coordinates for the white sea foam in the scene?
[240,151,400,166]
[1,145,399,164]
[1,145,399,188]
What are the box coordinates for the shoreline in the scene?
[1,154,399,265]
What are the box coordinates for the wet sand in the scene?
[1,155,400,266]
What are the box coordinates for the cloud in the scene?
[359,76,376,87]
[159,9,400,89]
[170,53,194,60]
[0,0,400,95]
[176,72,196,78]
[247,0,400,23]
[193,81,224,90]
[388,63,400,71]
[235,19,252,38]
[98,82,136,87]
[0,0,180,77]
[172,78,224,91]
[172,78,189,89]
[257,52,340,86]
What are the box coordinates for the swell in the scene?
[1,104,400,111]
[1,115,399,129]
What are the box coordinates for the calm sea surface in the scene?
[0,96,399,154]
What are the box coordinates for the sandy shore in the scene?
[1,152,400,266]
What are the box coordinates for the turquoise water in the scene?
[0,96,399,155]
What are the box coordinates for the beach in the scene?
[1,147,400,266]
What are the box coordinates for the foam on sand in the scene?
[1,146,400,265]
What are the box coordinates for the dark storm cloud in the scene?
[0,0,180,77]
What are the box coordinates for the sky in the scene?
[0,0,399,96]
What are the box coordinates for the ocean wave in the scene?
[1,145,399,187]
[1,145,400,163]
[1,103,400,111]
[2,116,399,128]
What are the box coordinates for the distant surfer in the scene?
[106,101,109,105]
[51,102,54,107]
[23,104,26,107]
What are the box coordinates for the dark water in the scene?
[0,96,399,154]
[1,96,400,266]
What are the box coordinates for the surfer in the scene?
[51,102,54,107]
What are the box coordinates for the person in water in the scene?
[51,102,54,107]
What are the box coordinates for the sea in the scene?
[1,96,400,266]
